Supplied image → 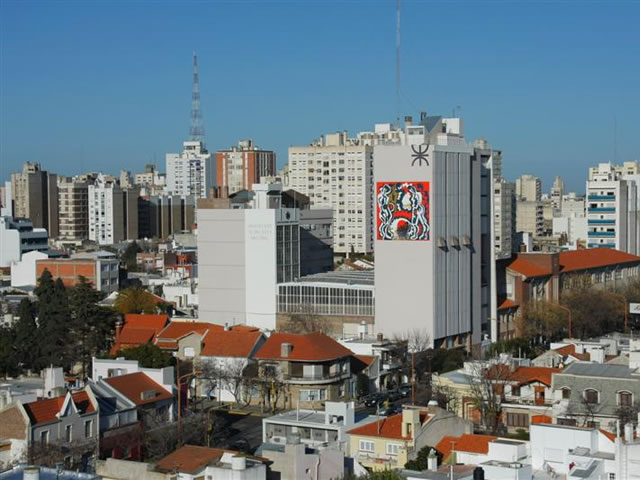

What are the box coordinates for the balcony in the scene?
[588,231,616,237]
[588,207,615,213]
[356,453,400,468]
[588,195,615,201]
[282,371,351,385]
[588,243,616,248]
[588,219,615,225]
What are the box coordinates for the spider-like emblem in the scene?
[411,144,430,166]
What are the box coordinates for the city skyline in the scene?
[1,1,639,193]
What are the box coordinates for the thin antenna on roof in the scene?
[395,0,401,124]
[613,114,618,163]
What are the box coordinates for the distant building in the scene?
[57,177,89,241]
[119,169,133,189]
[516,199,544,237]
[515,174,542,202]
[138,195,195,240]
[166,141,214,198]
[288,133,373,255]
[10,162,59,238]
[216,139,276,195]
[36,251,119,294]
[551,175,565,211]
[0,216,49,267]
[494,179,516,260]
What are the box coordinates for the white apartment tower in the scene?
[166,141,215,198]
[288,133,373,255]
[515,174,542,202]
[587,162,640,255]
[88,174,124,245]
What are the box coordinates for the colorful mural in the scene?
[376,181,430,241]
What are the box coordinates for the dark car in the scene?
[399,384,412,397]
[363,393,385,407]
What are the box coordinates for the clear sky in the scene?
[1,0,638,193]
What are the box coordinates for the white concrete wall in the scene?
[10,250,48,287]
[0,217,22,267]
[530,424,598,473]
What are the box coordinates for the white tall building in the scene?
[494,179,516,260]
[197,184,300,330]
[587,162,640,255]
[166,141,215,198]
[373,114,493,348]
[288,134,373,255]
[0,216,48,267]
[88,174,124,245]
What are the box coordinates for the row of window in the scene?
[560,387,633,406]
[359,440,402,455]
[40,419,93,446]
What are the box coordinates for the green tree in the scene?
[34,272,72,371]
[114,287,158,314]
[114,344,175,369]
[69,277,118,379]
[122,240,142,271]
[404,445,442,470]
[0,325,18,378]
[14,298,38,371]
[356,373,370,397]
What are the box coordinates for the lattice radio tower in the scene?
[190,52,205,143]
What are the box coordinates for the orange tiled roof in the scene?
[346,411,431,440]
[531,415,552,425]
[155,321,213,342]
[155,445,268,474]
[436,434,498,460]
[497,298,519,311]
[354,355,376,367]
[104,372,173,406]
[507,366,561,387]
[600,429,616,442]
[254,332,353,362]
[201,329,263,358]
[554,344,590,361]
[507,248,640,279]
[23,391,95,425]
[124,314,169,330]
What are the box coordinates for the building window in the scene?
[506,413,529,428]
[40,430,49,446]
[618,391,633,407]
[561,387,571,399]
[65,425,72,442]
[386,443,401,455]
[85,420,92,438]
[511,386,521,397]
[359,440,375,452]
[584,389,599,404]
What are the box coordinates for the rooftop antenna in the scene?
[613,114,617,163]
[395,0,401,125]
[190,52,205,144]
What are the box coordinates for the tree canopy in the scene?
[114,343,175,369]
[114,287,159,314]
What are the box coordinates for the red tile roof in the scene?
[155,321,213,342]
[254,332,353,362]
[200,329,263,358]
[600,429,616,442]
[507,248,640,279]
[507,366,561,387]
[110,314,170,355]
[497,298,519,311]
[23,391,96,425]
[124,314,169,330]
[532,415,552,425]
[554,344,590,361]
[155,445,268,473]
[436,434,498,460]
[104,372,173,406]
[354,355,376,367]
[346,411,431,440]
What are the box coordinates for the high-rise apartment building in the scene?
[135,164,167,196]
[515,174,542,202]
[166,141,215,198]
[586,163,639,255]
[138,195,196,239]
[216,140,276,195]
[288,133,373,255]
[588,161,640,180]
[88,175,124,245]
[494,179,516,260]
[516,200,544,237]
[373,114,493,348]
[57,177,89,241]
[119,170,133,188]
[551,176,565,211]
[10,162,59,238]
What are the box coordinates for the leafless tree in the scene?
[466,361,511,434]
[29,440,96,471]
[279,305,332,335]
[143,411,209,461]
[431,383,460,415]
[256,363,289,413]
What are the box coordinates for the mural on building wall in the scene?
[376,181,430,241]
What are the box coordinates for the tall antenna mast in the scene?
[396,0,401,124]
[190,52,204,143]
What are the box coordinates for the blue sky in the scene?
[1,0,638,193]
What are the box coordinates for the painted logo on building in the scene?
[411,145,430,166]
[376,182,430,241]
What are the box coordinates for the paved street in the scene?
[211,411,265,453]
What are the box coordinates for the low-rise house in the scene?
[436,434,528,468]
[346,404,472,472]
[88,378,142,460]
[154,445,268,480]
[36,250,120,294]
[110,314,169,355]
[258,443,344,480]
[0,387,99,469]
[551,361,640,432]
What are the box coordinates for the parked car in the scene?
[363,393,385,407]
[399,384,412,397]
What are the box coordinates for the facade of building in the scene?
[36,251,119,294]
[288,134,373,255]
[166,141,214,198]
[494,179,516,260]
[216,139,276,195]
[197,196,299,329]
[88,174,124,245]
[587,162,639,255]
[10,162,59,238]
[139,195,195,240]
[299,208,334,276]
[57,178,89,241]
[373,115,492,348]
[516,200,544,237]
[0,216,48,267]
[515,174,542,202]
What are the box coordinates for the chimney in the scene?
[115,318,124,339]
[231,455,247,471]
[427,449,438,471]
[358,321,367,340]
[281,343,293,358]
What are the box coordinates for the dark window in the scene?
[506,413,529,427]
[562,388,571,399]
[584,389,599,404]
[619,391,632,407]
